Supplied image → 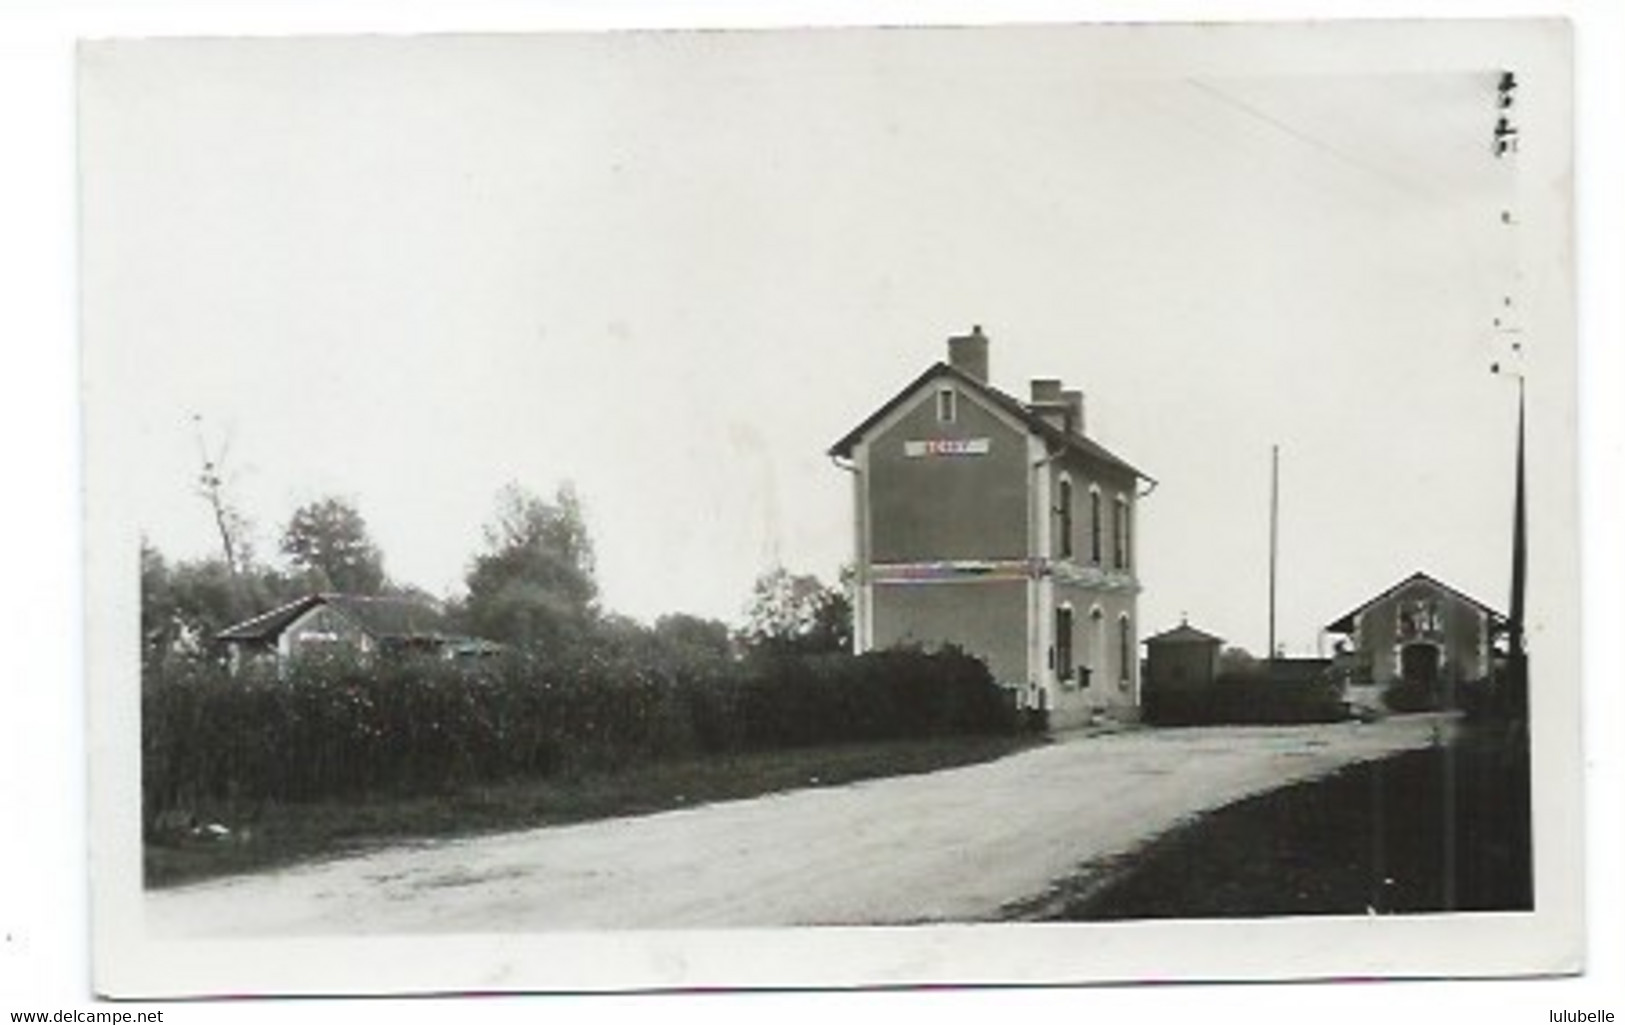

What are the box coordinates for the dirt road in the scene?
[146,715,1451,936]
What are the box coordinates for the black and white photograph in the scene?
[63,13,1593,1002]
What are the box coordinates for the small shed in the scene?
[217,593,498,673]
[1142,620,1224,721]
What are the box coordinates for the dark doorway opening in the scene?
[1401,642,1441,687]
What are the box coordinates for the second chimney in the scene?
[1028,378,1069,432]
[1029,378,1063,405]
[1062,388,1085,435]
[947,325,989,383]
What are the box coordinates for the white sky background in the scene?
[82,28,1527,653]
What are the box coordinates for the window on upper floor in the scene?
[1057,477,1074,559]
[1089,487,1102,565]
[936,387,956,424]
[1113,495,1130,571]
[1125,498,1133,570]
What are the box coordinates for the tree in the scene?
[279,497,387,594]
[739,567,852,656]
[1218,646,1265,682]
[140,540,180,669]
[462,482,599,651]
[653,613,734,663]
[648,612,736,672]
[191,414,253,579]
[140,541,299,671]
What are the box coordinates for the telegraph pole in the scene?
[1489,69,1528,709]
[1504,370,1528,713]
[1268,444,1279,664]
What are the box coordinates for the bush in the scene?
[1142,690,1215,726]
[141,644,1017,836]
[1144,674,1347,727]
[1213,677,1348,724]
[1458,664,1527,723]
[1382,676,1449,713]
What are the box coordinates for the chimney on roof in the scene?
[1062,388,1085,435]
[947,325,989,383]
[1029,378,1062,405]
[1028,378,1069,432]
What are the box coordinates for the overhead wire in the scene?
[1183,77,1449,207]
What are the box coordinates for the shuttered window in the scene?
[1089,488,1102,564]
[1057,478,1074,559]
[1056,606,1074,684]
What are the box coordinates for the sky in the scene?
[79,25,1549,655]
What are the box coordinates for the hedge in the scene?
[1143,674,1348,726]
[141,646,1017,833]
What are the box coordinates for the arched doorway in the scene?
[1400,642,1441,688]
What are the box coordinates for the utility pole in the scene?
[1508,377,1528,701]
[1268,444,1279,664]
[1489,68,1528,709]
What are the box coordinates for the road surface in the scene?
[147,715,1451,936]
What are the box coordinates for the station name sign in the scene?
[904,438,991,458]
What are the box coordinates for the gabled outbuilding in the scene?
[217,592,498,672]
[1324,571,1506,697]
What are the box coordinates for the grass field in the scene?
[1036,722,1532,920]
[145,733,1040,889]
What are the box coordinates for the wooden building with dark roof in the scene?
[218,593,500,672]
